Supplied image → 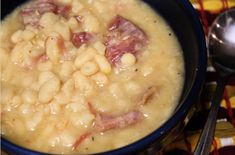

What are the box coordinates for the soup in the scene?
[0,0,184,154]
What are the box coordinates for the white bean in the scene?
[70,111,95,127]
[21,89,37,104]
[70,91,85,103]
[59,61,74,81]
[62,79,75,95]
[37,61,53,71]
[68,17,81,32]
[121,53,136,67]
[63,41,77,60]
[54,91,70,105]
[11,30,23,43]
[67,102,86,112]
[38,71,56,86]
[49,102,61,114]
[25,112,43,131]
[38,77,61,103]
[73,71,96,97]
[93,41,106,55]
[74,47,96,68]
[18,103,35,114]
[39,12,59,28]
[54,21,70,40]
[21,29,35,41]
[80,61,99,76]
[82,13,100,33]
[72,0,84,14]
[45,36,63,64]
[25,25,39,34]
[11,41,33,65]
[93,1,107,14]
[95,54,112,74]
[91,72,108,87]
[29,46,44,58]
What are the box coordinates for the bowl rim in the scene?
[1,0,207,154]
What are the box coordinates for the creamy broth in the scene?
[0,0,184,154]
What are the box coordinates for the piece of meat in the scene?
[95,110,144,132]
[88,102,144,132]
[71,110,143,150]
[75,15,83,23]
[21,0,56,26]
[21,0,56,14]
[105,15,148,65]
[72,132,92,151]
[56,5,71,18]
[72,32,93,48]
[138,86,158,105]
[20,0,71,26]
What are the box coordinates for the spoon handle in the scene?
[193,77,227,155]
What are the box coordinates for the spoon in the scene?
[194,8,235,155]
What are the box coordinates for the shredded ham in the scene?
[75,15,83,23]
[95,110,144,132]
[20,0,71,26]
[105,15,148,65]
[138,86,158,105]
[88,102,144,132]
[71,85,157,150]
[72,132,92,151]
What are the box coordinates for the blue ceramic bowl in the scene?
[1,0,207,154]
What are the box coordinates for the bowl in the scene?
[1,0,207,154]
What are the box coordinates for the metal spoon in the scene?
[194,8,235,155]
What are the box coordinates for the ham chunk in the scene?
[95,110,143,132]
[105,15,148,65]
[21,0,56,26]
[88,102,144,132]
[72,32,93,48]
[21,0,71,26]
[56,5,72,18]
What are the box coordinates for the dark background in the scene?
[1,0,26,18]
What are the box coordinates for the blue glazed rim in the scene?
[1,0,207,154]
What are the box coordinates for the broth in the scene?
[0,0,184,154]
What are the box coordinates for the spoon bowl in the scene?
[209,8,235,72]
[194,8,235,155]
